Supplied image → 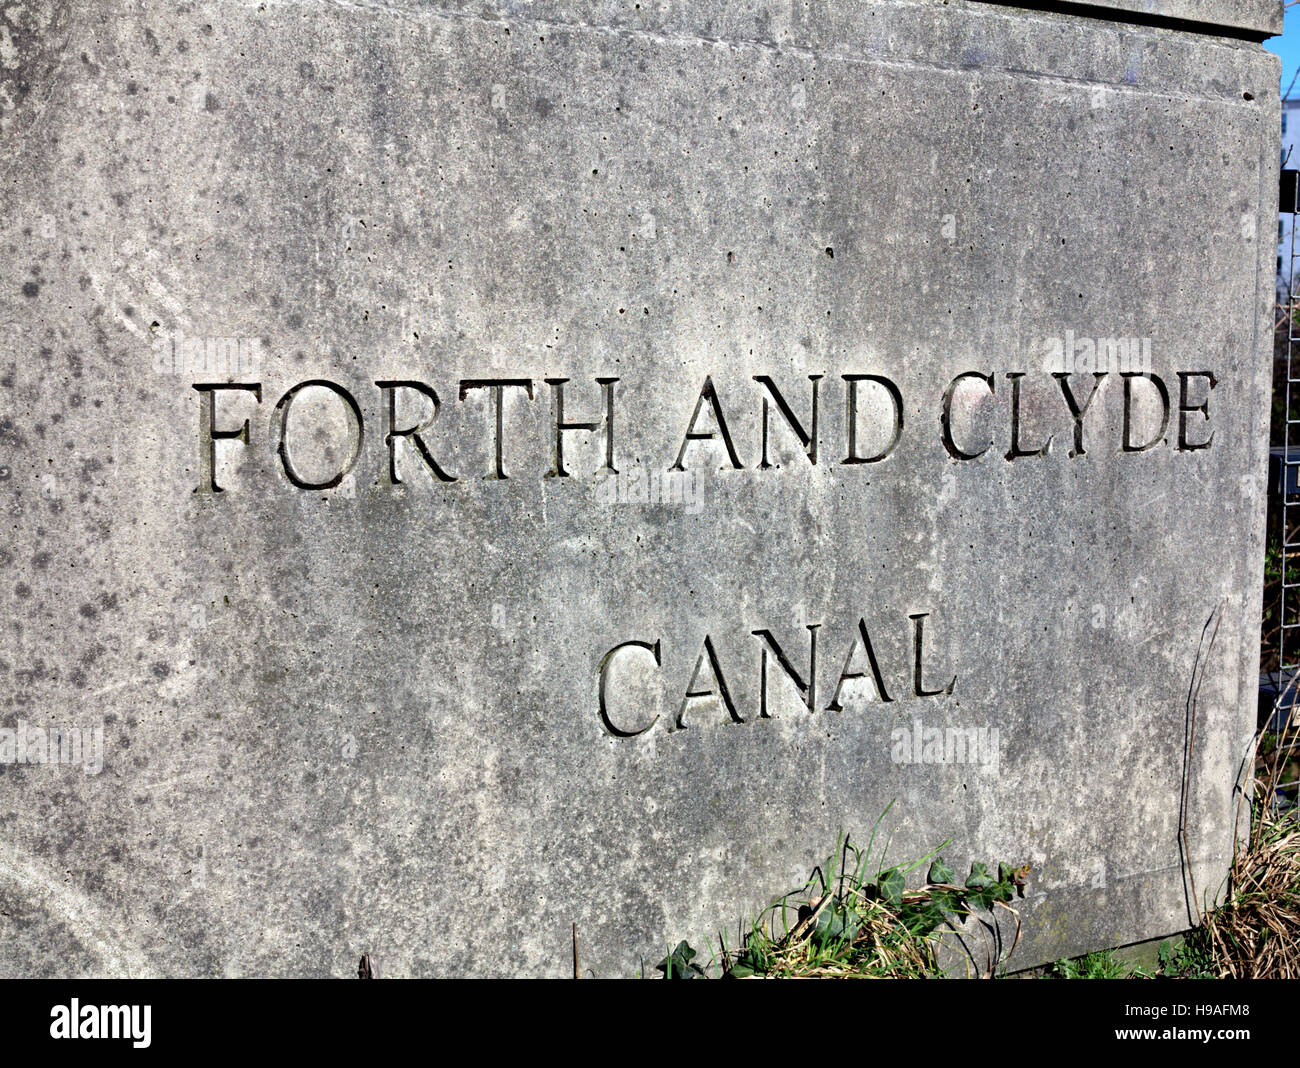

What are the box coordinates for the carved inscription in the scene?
[185,369,1216,742]
[192,370,1217,493]
[598,612,956,739]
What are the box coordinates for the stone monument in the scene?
[0,0,1282,975]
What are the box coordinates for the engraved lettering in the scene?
[1052,372,1107,458]
[754,375,821,469]
[909,612,956,697]
[458,378,536,479]
[375,380,456,485]
[825,618,894,710]
[941,372,995,460]
[193,382,261,494]
[545,376,619,478]
[1176,371,1217,452]
[671,376,744,471]
[1121,372,1171,453]
[676,634,742,728]
[598,639,661,738]
[752,625,820,717]
[274,379,364,490]
[1004,372,1052,460]
[842,374,903,465]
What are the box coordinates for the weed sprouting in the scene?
[657,805,1029,979]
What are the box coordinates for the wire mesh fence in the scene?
[1266,169,1300,810]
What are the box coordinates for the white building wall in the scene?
[1280,99,1300,301]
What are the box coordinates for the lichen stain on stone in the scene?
[0,0,72,139]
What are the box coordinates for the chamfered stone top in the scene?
[991,0,1282,37]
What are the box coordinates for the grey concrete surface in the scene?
[0,0,1279,976]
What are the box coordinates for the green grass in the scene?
[1046,936,1217,980]
[1048,950,1132,979]
[656,806,1029,979]
[1155,935,1216,979]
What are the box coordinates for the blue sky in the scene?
[1267,8,1300,98]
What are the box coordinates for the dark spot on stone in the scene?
[14,583,31,599]
[32,551,50,569]
[298,61,315,80]
[70,668,86,688]
[21,282,39,298]
[14,659,47,684]
[204,93,219,112]
[78,604,98,620]
[150,661,170,680]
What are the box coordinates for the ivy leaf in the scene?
[656,940,704,978]
[909,901,948,937]
[928,888,962,919]
[877,867,905,907]
[928,857,956,885]
[965,862,994,891]
[813,901,862,947]
[736,940,772,974]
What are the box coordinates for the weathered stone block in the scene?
[0,0,1278,976]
